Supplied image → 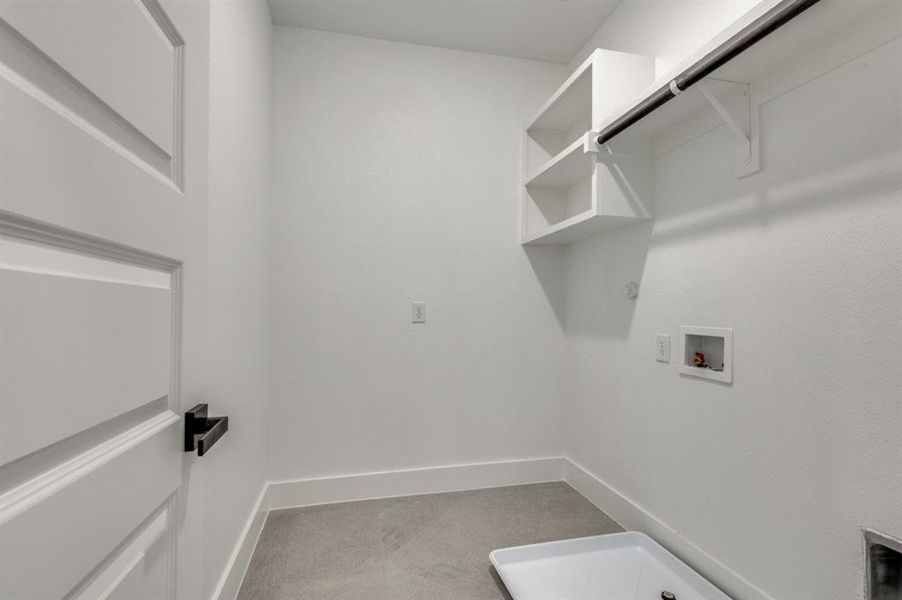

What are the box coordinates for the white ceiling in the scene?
[267,0,621,64]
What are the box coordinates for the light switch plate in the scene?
[412,302,425,323]
[656,334,671,363]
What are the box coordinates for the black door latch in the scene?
[184,404,229,456]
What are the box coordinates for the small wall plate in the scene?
[680,326,733,384]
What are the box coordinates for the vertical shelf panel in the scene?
[521,49,655,245]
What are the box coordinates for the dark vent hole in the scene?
[867,530,902,600]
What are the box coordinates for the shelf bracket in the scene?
[588,131,649,162]
[696,80,760,178]
[583,131,601,155]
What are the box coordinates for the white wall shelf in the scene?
[527,63,592,145]
[522,209,648,246]
[520,0,890,245]
[593,0,887,174]
[521,49,655,246]
[525,137,593,189]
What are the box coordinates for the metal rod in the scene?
[596,0,822,146]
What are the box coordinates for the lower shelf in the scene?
[522,210,649,245]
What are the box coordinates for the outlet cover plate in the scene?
[656,334,671,363]
[412,302,426,323]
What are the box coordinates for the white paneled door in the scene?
[0,1,209,598]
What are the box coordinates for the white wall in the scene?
[563,2,902,599]
[567,0,760,76]
[262,5,900,598]
[269,28,567,481]
[205,0,272,596]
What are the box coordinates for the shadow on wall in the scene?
[524,227,655,338]
[651,150,902,249]
[523,148,655,335]
[651,40,902,248]
[523,244,567,328]
[524,142,900,342]
[563,220,654,340]
[556,141,900,338]
[524,34,902,341]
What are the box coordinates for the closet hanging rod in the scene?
[595,0,821,146]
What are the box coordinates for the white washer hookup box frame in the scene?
[680,326,734,384]
[490,531,730,600]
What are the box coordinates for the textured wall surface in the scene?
[264,4,901,598]
[269,28,567,481]
[206,0,272,595]
[564,3,902,598]
[567,0,759,75]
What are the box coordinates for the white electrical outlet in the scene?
[656,334,671,363]
[412,302,426,323]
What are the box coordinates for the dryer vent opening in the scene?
[866,529,902,600]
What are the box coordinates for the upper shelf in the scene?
[527,59,592,135]
[520,0,891,246]
[521,48,656,246]
[594,0,889,143]
[527,48,656,139]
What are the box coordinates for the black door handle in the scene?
[184,404,229,456]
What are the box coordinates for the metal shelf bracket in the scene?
[697,80,761,178]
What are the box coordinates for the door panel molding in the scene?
[0,397,170,496]
[0,210,180,272]
[0,1,207,596]
[0,236,171,289]
[0,419,181,600]
[0,211,183,496]
[1,269,173,463]
[70,503,171,600]
[0,211,183,600]
[0,0,185,187]
[136,0,185,189]
[0,410,179,526]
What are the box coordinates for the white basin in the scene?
[490,531,730,600]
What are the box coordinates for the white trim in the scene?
[0,237,171,289]
[562,457,774,600]
[0,411,179,526]
[0,209,180,272]
[75,509,170,600]
[266,457,565,510]
[211,457,565,599]
[211,457,783,599]
[210,484,269,600]
[679,325,734,384]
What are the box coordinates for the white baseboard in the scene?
[210,484,269,600]
[216,457,768,600]
[212,456,564,599]
[266,456,565,510]
[563,458,773,600]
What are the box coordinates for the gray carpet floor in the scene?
[237,481,623,599]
